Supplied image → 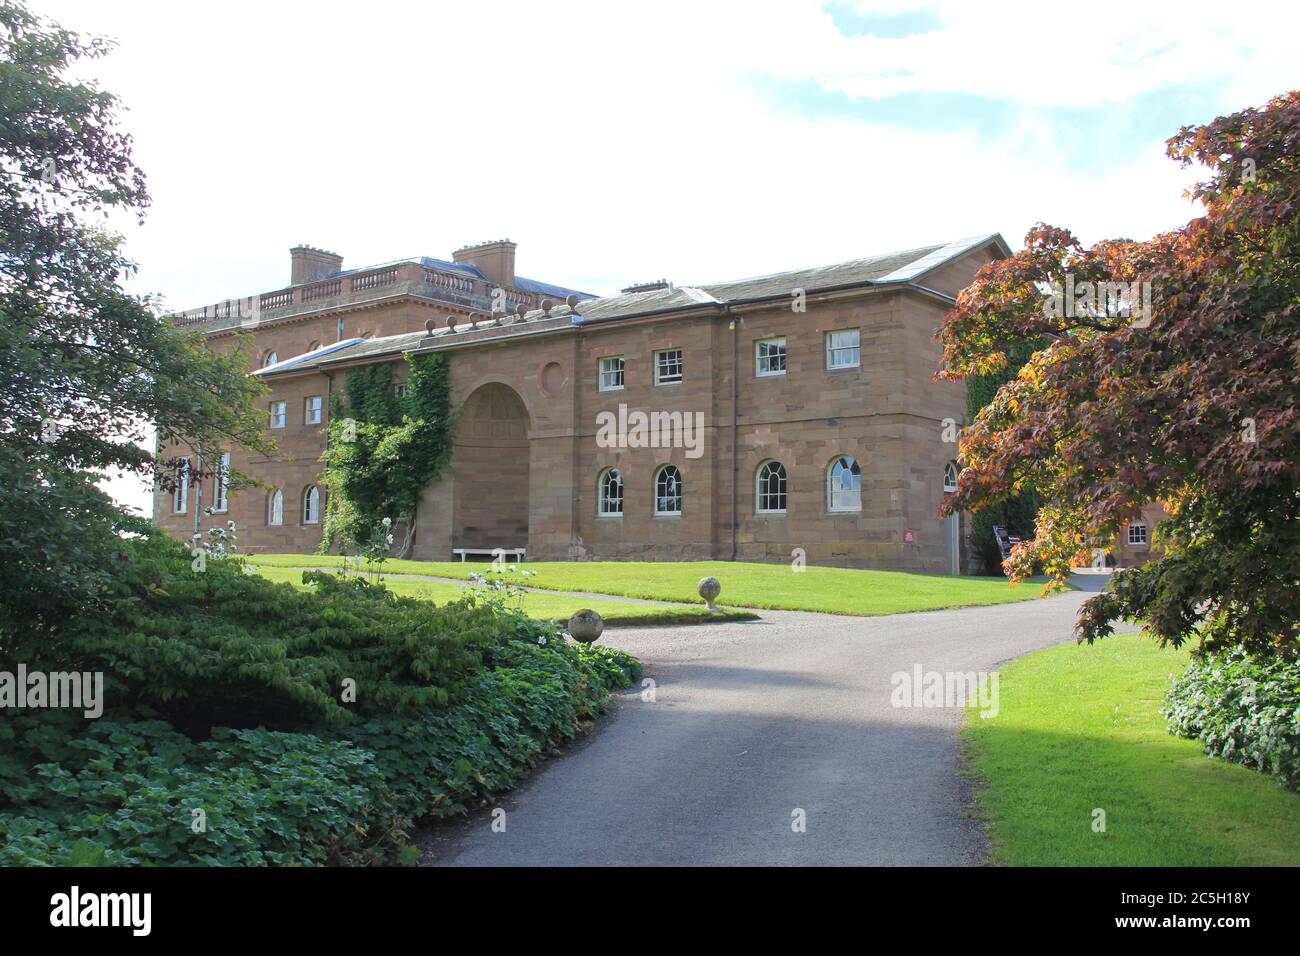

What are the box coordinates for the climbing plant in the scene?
[963,338,1042,575]
[319,353,453,557]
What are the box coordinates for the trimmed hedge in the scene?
[1163,647,1300,790]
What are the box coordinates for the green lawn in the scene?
[963,632,1300,866]
[251,566,757,627]
[247,555,1049,617]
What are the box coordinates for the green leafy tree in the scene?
[939,91,1300,657]
[0,0,273,636]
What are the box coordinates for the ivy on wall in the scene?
[964,338,1042,574]
[319,353,453,557]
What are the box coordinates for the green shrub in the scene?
[22,533,540,731]
[0,539,641,866]
[0,717,392,866]
[1163,647,1300,789]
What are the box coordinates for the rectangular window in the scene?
[270,400,286,429]
[826,329,860,369]
[599,356,625,391]
[172,460,189,514]
[212,452,230,513]
[393,383,410,399]
[756,337,787,377]
[1128,523,1148,545]
[305,395,323,425]
[655,349,683,385]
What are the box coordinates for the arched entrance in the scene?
[451,382,530,552]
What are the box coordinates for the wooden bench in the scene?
[452,547,526,563]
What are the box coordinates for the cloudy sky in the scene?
[31,0,1298,514]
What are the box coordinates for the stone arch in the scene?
[450,382,531,552]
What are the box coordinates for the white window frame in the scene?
[393,383,410,398]
[826,329,860,369]
[172,460,190,514]
[827,455,861,513]
[262,351,279,368]
[756,460,787,514]
[212,452,230,513]
[943,461,958,493]
[269,400,286,429]
[305,395,323,425]
[756,338,787,377]
[654,349,683,386]
[267,489,284,527]
[599,356,625,392]
[1128,522,1148,546]
[654,464,683,516]
[598,467,624,516]
[302,486,320,525]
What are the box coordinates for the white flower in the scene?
[386,534,394,545]
[537,635,547,645]
[382,517,392,528]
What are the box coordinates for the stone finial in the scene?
[541,299,554,315]
[567,609,604,645]
[698,576,721,611]
[424,317,438,334]
[447,314,458,331]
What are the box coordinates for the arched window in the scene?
[262,350,279,368]
[756,461,787,514]
[1127,522,1148,546]
[267,488,284,526]
[827,456,861,512]
[302,486,320,525]
[598,468,623,516]
[307,340,321,352]
[944,461,959,493]
[655,465,682,516]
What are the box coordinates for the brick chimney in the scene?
[290,245,344,285]
[453,239,517,287]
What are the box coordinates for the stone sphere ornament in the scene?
[698,576,721,611]
[567,608,604,644]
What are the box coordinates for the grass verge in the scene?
[962,631,1300,866]
[251,566,758,626]
[248,555,1050,617]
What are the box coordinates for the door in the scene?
[947,513,960,575]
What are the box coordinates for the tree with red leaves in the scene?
[938,91,1299,658]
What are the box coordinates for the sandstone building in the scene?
[155,234,1011,572]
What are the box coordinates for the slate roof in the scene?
[257,234,1006,376]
